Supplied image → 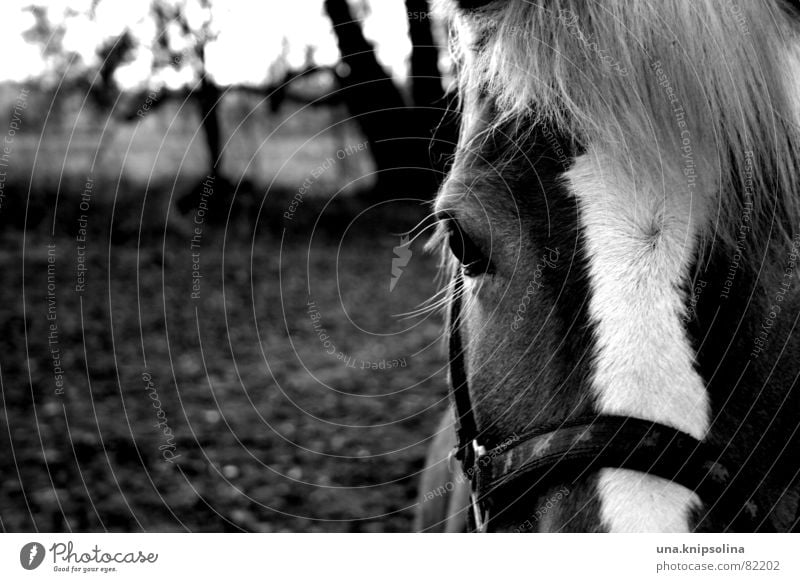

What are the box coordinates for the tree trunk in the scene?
[324,0,432,193]
[197,76,222,177]
[405,0,457,182]
[175,43,230,218]
[405,0,445,109]
[195,44,223,178]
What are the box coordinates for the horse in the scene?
[415,0,800,533]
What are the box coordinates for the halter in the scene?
[447,268,748,532]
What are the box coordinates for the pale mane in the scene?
[439,0,800,271]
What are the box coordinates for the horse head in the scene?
[419,0,800,533]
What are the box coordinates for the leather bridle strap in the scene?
[446,267,746,532]
[448,268,480,469]
[473,415,729,510]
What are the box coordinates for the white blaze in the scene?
[566,147,710,532]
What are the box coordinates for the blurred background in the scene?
[0,0,459,532]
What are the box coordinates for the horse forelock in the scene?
[441,0,800,278]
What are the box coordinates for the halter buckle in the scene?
[472,439,487,460]
[470,440,489,532]
[471,492,488,532]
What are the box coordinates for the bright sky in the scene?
[3,0,413,89]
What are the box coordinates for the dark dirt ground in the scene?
[0,192,450,532]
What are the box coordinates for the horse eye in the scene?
[445,218,494,276]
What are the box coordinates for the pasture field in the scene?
[0,198,447,532]
[0,89,448,532]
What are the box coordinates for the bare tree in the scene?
[151,0,223,179]
[323,0,451,194]
[405,0,445,109]
[93,30,136,110]
[22,5,135,118]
